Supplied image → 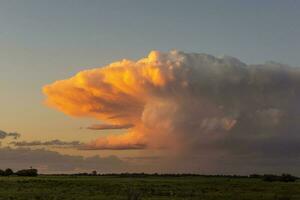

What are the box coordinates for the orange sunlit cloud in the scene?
[43,51,187,150]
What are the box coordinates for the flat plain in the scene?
[0,176,299,200]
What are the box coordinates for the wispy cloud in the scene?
[0,130,20,140]
[10,139,146,150]
[86,123,133,130]
[80,143,146,150]
[10,139,83,148]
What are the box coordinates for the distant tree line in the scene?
[67,172,298,182]
[0,169,297,182]
[67,172,249,178]
[98,173,250,178]
[99,172,298,181]
[0,168,38,177]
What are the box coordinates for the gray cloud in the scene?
[0,130,20,140]
[10,139,146,150]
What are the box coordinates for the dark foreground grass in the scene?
[0,176,299,200]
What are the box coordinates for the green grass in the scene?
[0,176,299,200]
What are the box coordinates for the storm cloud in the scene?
[43,50,300,171]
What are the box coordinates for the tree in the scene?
[0,169,5,176]
[15,169,38,177]
[4,168,13,176]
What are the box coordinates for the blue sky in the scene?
[0,0,300,158]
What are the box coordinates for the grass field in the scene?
[0,176,299,200]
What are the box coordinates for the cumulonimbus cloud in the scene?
[43,50,300,154]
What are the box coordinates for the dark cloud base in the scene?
[0,147,300,175]
[0,147,127,174]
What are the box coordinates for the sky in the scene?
[1,0,300,174]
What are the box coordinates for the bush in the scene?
[249,174,262,178]
[281,174,297,182]
[262,174,280,182]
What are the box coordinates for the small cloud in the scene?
[10,139,83,148]
[0,130,20,140]
[86,123,134,130]
[80,143,146,150]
